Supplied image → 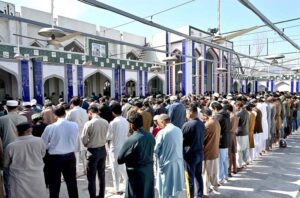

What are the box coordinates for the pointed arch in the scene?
[275,81,290,92]
[126,51,139,60]
[30,40,44,48]
[64,39,84,53]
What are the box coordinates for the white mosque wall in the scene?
[0,19,9,43]
[58,16,97,35]
[0,60,19,75]
[43,64,65,82]
[98,26,121,41]
[21,7,52,25]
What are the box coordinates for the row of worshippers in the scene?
[0,91,296,198]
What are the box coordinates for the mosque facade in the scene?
[0,1,295,103]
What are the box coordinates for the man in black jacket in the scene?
[235,101,250,170]
[182,103,205,198]
[211,102,231,184]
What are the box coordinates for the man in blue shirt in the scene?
[42,106,79,198]
[168,95,186,128]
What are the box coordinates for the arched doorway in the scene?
[126,80,136,97]
[205,51,214,93]
[258,85,267,92]
[172,50,182,94]
[148,76,163,95]
[0,68,18,100]
[233,81,239,93]
[44,77,64,104]
[275,82,290,92]
[84,72,111,98]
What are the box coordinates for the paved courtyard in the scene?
[56,132,300,198]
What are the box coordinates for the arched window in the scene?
[126,52,138,60]
[30,41,43,47]
[64,41,84,53]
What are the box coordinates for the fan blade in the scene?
[13,33,48,42]
[223,26,260,40]
[55,32,81,42]
[282,58,299,64]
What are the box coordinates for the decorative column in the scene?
[121,68,126,96]
[138,70,143,97]
[113,67,120,100]
[32,60,43,104]
[66,64,73,102]
[192,41,196,94]
[271,79,275,92]
[166,31,170,95]
[181,39,187,96]
[291,80,294,93]
[21,60,30,101]
[254,80,258,93]
[227,52,232,93]
[144,71,148,96]
[201,44,206,95]
[77,65,83,97]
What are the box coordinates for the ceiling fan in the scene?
[14,0,80,48]
[206,0,260,44]
[13,32,80,48]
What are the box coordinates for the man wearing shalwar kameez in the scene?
[118,112,155,198]
[155,114,184,198]
[4,122,47,198]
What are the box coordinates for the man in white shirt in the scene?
[106,103,128,194]
[81,105,109,198]
[42,106,79,198]
[66,97,89,170]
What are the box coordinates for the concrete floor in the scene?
[57,132,300,198]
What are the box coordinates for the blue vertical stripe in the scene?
[21,60,30,101]
[182,39,186,96]
[192,41,195,94]
[255,80,258,93]
[271,80,274,92]
[66,64,73,102]
[77,65,83,97]
[139,70,143,96]
[291,80,294,93]
[144,71,148,96]
[32,60,43,104]
[166,32,170,95]
[266,80,269,91]
[296,80,299,93]
[202,44,207,93]
[114,68,119,99]
[121,69,126,96]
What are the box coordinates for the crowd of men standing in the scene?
[0,91,297,198]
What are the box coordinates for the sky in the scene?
[5,0,300,65]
